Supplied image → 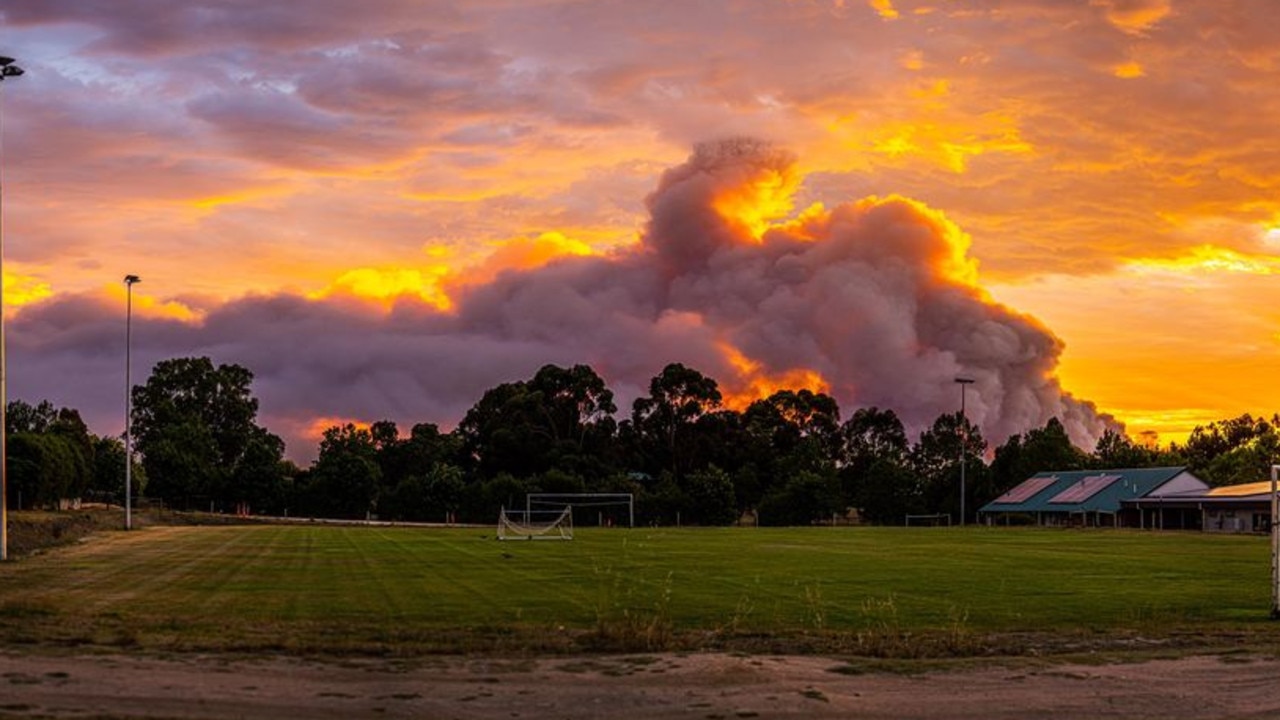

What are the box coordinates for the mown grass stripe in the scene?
[0,524,1273,653]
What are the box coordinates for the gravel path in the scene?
[2,651,1279,719]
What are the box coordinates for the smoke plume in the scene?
[452,137,1114,447]
[10,138,1115,456]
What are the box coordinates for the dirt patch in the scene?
[1,651,1278,719]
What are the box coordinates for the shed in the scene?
[1123,481,1276,533]
[979,467,1208,528]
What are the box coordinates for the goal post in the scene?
[526,492,634,528]
[497,506,574,541]
[905,513,952,527]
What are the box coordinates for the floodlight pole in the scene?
[0,56,25,562]
[124,275,140,530]
[955,377,975,526]
[1271,465,1279,619]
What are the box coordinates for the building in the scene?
[978,467,1209,528]
[1123,481,1275,533]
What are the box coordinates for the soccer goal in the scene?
[905,513,952,527]
[497,506,574,541]
[526,493,634,528]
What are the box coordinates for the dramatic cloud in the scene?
[6,0,1280,446]
[10,140,1113,458]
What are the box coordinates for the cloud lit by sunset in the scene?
[2,269,51,314]
[3,0,1279,457]
[718,343,830,412]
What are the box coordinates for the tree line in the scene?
[7,356,1280,525]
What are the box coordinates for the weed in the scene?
[726,593,756,633]
[803,583,826,630]
[940,604,976,655]
[856,594,905,656]
[586,567,674,651]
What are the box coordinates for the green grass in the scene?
[0,524,1277,656]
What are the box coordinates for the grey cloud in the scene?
[3,0,461,56]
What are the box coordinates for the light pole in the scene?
[955,377,975,526]
[124,275,140,530]
[0,56,24,561]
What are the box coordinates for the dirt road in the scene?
[2,651,1278,719]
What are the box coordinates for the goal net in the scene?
[526,492,634,528]
[497,506,574,541]
[905,513,952,527]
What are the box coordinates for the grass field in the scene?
[1,521,1277,657]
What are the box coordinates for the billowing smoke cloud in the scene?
[10,139,1114,458]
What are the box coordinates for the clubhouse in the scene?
[978,466,1279,533]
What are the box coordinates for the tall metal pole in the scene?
[124,275,140,530]
[1271,464,1279,618]
[0,56,25,561]
[955,377,974,526]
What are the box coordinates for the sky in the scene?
[2,0,1279,461]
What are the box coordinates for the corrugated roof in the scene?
[980,467,1193,514]
[1205,481,1273,497]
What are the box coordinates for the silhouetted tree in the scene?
[913,412,988,523]
[683,465,738,525]
[300,423,381,519]
[1176,414,1278,485]
[631,363,722,481]
[839,407,916,523]
[742,390,841,504]
[131,357,280,509]
[1091,429,1161,469]
[758,470,843,526]
[988,417,1088,503]
[5,401,98,509]
[457,364,618,481]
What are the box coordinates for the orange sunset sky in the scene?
[2,0,1278,457]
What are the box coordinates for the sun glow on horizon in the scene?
[1127,245,1279,277]
[990,241,1280,449]
[300,417,374,444]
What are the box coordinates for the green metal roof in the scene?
[980,467,1191,515]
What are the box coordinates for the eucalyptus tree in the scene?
[631,363,723,481]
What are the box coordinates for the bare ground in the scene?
[2,651,1279,719]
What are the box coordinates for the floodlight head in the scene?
[124,274,141,285]
[2,66,22,78]
[0,57,14,67]
[955,377,975,385]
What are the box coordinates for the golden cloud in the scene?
[1091,0,1172,35]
